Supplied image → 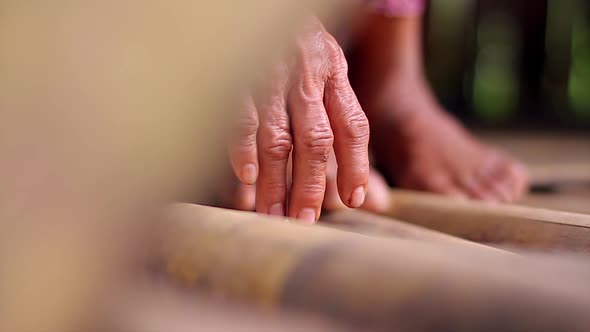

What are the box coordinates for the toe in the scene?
[480,172,513,203]
[460,151,520,203]
[456,172,498,202]
[477,158,513,203]
[502,160,530,202]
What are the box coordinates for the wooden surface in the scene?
[366,132,590,252]
[479,132,590,165]
[384,189,590,252]
[157,203,590,331]
[322,209,508,254]
[149,132,588,329]
[523,189,590,214]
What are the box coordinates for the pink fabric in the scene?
[363,0,427,17]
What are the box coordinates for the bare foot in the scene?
[345,14,528,203]
[369,79,529,203]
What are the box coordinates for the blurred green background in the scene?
[424,0,590,130]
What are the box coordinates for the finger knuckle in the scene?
[329,71,351,93]
[324,34,348,71]
[300,182,326,198]
[258,89,287,112]
[293,78,323,104]
[232,140,257,155]
[342,112,370,143]
[301,124,334,156]
[295,30,345,83]
[323,33,344,58]
[261,131,292,160]
[237,113,258,136]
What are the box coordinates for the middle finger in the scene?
[254,62,292,217]
[287,77,333,223]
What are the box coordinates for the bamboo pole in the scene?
[322,209,508,254]
[386,189,590,252]
[530,163,590,188]
[156,203,590,331]
[523,192,590,214]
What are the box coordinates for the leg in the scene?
[351,14,528,202]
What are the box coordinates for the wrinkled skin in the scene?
[224,152,390,217]
[228,17,370,223]
[223,14,529,221]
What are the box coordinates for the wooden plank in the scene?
[322,209,508,254]
[478,132,590,166]
[386,189,590,252]
[523,190,590,214]
[157,203,590,331]
[529,163,590,187]
[480,131,590,192]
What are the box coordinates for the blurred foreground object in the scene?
[101,282,345,332]
[0,0,345,331]
[158,204,590,331]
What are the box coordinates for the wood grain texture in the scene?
[523,190,590,214]
[386,189,590,252]
[157,203,590,331]
[322,209,508,254]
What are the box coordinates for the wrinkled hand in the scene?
[228,17,370,223]
[223,152,390,217]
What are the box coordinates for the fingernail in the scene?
[349,186,366,208]
[241,163,258,184]
[296,208,316,224]
[269,203,284,216]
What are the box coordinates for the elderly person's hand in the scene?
[228,17,370,223]
[222,154,390,220]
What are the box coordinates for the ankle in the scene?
[367,76,436,121]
